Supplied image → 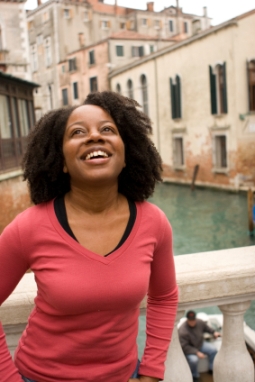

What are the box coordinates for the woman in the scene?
[0,91,178,382]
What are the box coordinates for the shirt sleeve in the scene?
[0,218,29,381]
[139,213,178,380]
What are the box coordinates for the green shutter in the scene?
[209,65,217,115]
[139,46,144,57]
[176,75,182,118]
[170,78,176,119]
[247,60,251,111]
[222,62,228,113]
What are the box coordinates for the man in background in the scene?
[178,310,221,382]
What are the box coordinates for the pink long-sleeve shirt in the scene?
[0,200,178,382]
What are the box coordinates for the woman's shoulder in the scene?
[3,200,53,234]
[136,200,170,226]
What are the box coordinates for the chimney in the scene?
[146,2,154,12]
[37,0,42,6]
[203,6,207,17]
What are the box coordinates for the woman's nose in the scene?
[87,129,104,142]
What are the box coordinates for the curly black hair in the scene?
[23,91,162,204]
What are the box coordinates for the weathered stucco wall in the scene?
[0,175,32,234]
[110,11,255,189]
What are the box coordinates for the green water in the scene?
[138,183,255,357]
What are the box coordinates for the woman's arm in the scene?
[0,219,29,381]
[138,213,178,381]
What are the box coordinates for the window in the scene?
[0,27,2,50]
[209,63,228,115]
[120,22,125,29]
[247,59,255,111]
[127,79,133,99]
[131,46,144,57]
[62,88,68,106]
[154,19,160,28]
[214,135,227,169]
[173,137,184,167]
[169,19,174,32]
[89,50,95,65]
[116,45,124,57]
[83,10,88,21]
[64,9,70,19]
[150,45,154,53]
[140,74,148,115]
[73,82,79,100]
[101,20,110,29]
[170,75,182,119]
[62,65,65,73]
[90,77,98,92]
[44,37,52,67]
[30,44,38,72]
[36,34,43,45]
[116,83,121,94]
[0,93,35,171]
[43,11,49,22]
[142,18,147,26]
[184,21,188,33]
[68,58,77,72]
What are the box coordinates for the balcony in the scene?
[1,246,255,381]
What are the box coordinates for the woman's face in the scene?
[62,105,125,189]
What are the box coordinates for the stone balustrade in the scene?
[1,246,255,381]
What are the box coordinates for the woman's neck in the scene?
[64,184,123,215]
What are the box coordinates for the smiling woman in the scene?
[0,91,178,382]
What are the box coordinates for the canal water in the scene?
[138,183,255,357]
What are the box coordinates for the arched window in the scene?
[140,74,148,115]
[247,59,255,111]
[116,83,121,94]
[127,79,133,99]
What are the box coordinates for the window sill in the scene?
[0,169,23,182]
[213,113,227,118]
[173,166,185,171]
[212,168,229,174]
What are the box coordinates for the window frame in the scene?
[209,63,228,115]
[172,135,185,169]
[89,76,98,92]
[73,82,79,100]
[62,88,68,106]
[212,133,228,172]
[170,75,182,120]
[247,59,255,112]
[140,74,149,115]
[89,50,95,65]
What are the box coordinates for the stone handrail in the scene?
[1,246,255,381]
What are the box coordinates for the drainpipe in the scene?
[154,57,160,154]
[176,0,180,35]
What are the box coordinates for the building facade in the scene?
[58,30,175,106]
[0,72,38,232]
[109,10,255,189]
[0,0,30,81]
[26,0,210,116]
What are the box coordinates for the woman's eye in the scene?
[102,126,113,132]
[72,129,84,135]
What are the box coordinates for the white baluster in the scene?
[214,301,254,382]
[164,310,193,382]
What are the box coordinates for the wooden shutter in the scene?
[222,62,228,113]
[176,75,181,118]
[170,78,176,119]
[209,65,217,115]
